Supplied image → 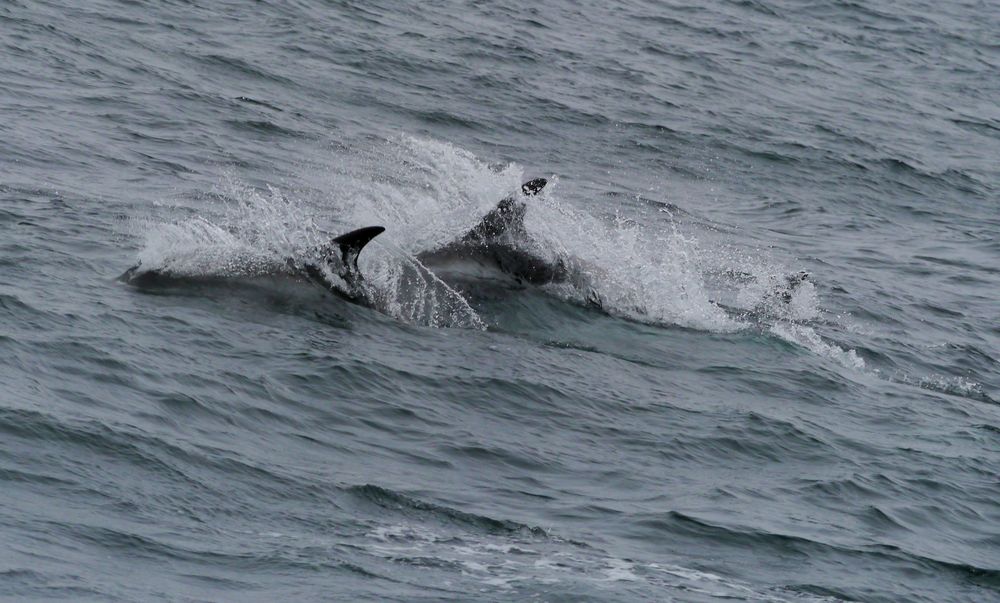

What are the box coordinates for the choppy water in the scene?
[2,1,999,601]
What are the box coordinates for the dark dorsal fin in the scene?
[331,225,385,274]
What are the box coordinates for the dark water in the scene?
[2,0,999,601]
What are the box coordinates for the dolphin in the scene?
[415,177,572,286]
[118,225,387,307]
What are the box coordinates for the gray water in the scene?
[1,1,999,601]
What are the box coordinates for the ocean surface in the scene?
[2,1,998,601]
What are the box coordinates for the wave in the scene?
[641,510,1000,591]
[348,483,548,538]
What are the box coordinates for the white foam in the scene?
[770,322,867,370]
[882,371,994,402]
[915,374,989,399]
[359,523,846,600]
[526,193,743,332]
[601,558,639,582]
[311,134,522,253]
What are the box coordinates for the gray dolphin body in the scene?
[117,226,387,307]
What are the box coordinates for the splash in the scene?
[364,250,486,329]
[525,191,743,332]
[125,180,320,279]
[308,134,522,252]
[124,135,846,343]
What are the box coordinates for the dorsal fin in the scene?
[331,225,385,273]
